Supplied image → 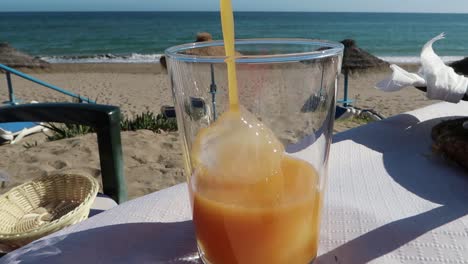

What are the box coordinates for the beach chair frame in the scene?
[0,103,127,204]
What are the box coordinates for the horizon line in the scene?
[1,10,468,14]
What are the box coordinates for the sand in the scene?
[0,63,439,199]
[0,130,184,200]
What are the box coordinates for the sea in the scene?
[1,11,467,64]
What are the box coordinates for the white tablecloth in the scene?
[2,102,468,264]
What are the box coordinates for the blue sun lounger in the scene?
[0,121,45,144]
[0,63,96,144]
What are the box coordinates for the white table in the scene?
[2,102,468,264]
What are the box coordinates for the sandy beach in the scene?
[0,63,439,199]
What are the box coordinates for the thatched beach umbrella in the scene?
[340,39,388,106]
[189,32,223,121]
[160,32,221,69]
[185,32,242,57]
[341,39,388,72]
[162,32,241,120]
[0,43,49,68]
[161,32,241,69]
[195,32,213,42]
[184,32,225,57]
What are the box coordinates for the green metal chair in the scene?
[0,103,127,205]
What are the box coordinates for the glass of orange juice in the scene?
[166,39,343,264]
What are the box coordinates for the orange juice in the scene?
[189,1,323,263]
[192,156,322,264]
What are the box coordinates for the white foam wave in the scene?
[41,53,163,63]
[41,53,464,65]
[378,56,465,64]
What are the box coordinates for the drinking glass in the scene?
[166,39,343,264]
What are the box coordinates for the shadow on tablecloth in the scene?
[316,204,467,264]
[333,114,468,205]
[0,221,200,264]
[320,114,468,263]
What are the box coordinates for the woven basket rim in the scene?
[0,173,99,239]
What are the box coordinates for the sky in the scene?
[2,0,468,13]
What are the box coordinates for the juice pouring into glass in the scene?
[165,1,343,262]
[191,1,322,263]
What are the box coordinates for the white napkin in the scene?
[376,33,468,103]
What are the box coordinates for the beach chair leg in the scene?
[96,111,128,204]
[343,71,349,107]
[6,72,17,105]
[210,64,217,120]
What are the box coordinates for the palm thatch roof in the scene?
[160,32,241,70]
[340,39,388,73]
[184,32,241,57]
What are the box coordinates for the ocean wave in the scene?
[41,53,163,63]
[378,56,465,64]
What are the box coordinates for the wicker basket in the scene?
[0,172,99,252]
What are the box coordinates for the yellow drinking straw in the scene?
[220,0,239,108]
